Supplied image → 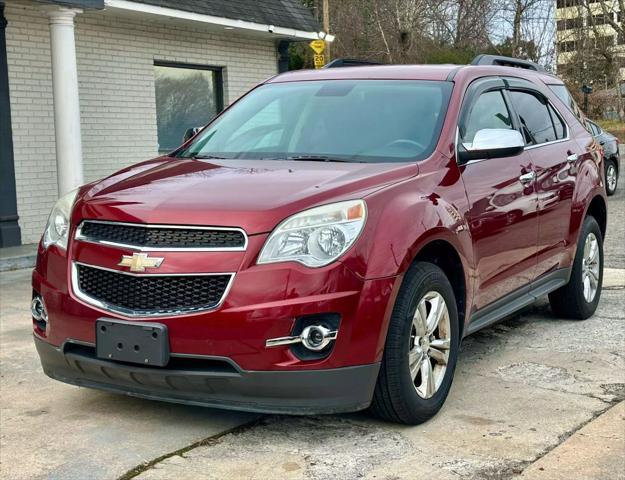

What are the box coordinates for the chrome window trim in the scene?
[71,261,236,318]
[523,135,570,151]
[75,220,248,252]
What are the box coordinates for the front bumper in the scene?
[35,336,380,414]
[34,243,399,371]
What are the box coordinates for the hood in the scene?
[76,157,418,234]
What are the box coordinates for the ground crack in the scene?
[502,402,621,480]
[117,416,266,480]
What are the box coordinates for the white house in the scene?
[0,0,322,248]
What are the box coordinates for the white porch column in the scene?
[47,7,84,196]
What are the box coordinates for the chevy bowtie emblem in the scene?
[118,253,164,272]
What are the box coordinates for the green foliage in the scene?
[596,120,624,141]
[289,42,311,70]
[423,47,477,65]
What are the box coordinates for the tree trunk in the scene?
[512,0,522,57]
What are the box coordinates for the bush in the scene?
[597,120,625,142]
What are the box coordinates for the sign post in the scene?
[309,40,326,69]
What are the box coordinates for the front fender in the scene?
[341,174,474,282]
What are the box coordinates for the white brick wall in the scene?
[5,1,278,243]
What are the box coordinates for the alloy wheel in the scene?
[408,291,451,399]
[581,232,600,303]
[606,164,617,192]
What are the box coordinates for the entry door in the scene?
[458,85,539,310]
[506,87,578,279]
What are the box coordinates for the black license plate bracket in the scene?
[96,319,169,367]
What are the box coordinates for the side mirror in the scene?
[458,129,525,163]
[182,127,201,143]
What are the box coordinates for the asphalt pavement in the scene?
[1,189,623,480]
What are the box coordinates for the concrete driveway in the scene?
[1,190,623,480]
[0,267,258,480]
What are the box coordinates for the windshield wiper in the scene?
[188,154,229,160]
[281,155,355,163]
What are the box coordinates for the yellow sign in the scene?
[313,54,326,69]
[309,40,326,54]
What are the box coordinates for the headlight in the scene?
[258,200,366,268]
[42,189,79,251]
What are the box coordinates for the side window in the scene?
[588,122,600,136]
[547,104,567,140]
[547,84,587,130]
[462,90,513,144]
[509,91,556,145]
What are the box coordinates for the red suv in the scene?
[32,55,607,424]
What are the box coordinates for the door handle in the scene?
[519,171,535,184]
[567,153,578,163]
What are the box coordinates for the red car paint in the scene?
[33,63,607,411]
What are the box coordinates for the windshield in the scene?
[176,80,453,163]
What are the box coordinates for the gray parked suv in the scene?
[587,120,619,196]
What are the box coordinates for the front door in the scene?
[458,81,539,311]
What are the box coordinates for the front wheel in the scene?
[549,216,603,320]
[370,262,459,425]
[605,159,618,196]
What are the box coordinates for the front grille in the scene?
[75,264,232,316]
[78,221,246,250]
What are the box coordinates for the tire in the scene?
[605,159,618,196]
[549,216,603,320]
[370,262,460,425]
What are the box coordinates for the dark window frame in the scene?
[154,60,225,113]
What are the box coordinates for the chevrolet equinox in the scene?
[33,55,608,424]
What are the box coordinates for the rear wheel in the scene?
[605,159,618,196]
[549,216,603,320]
[370,262,459,425]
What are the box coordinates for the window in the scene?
[556,0,585,7]
[547,83,587,129]
[178,80,453,163]
[153,62,223,153]
[462,90,513,144]
[590,13,613,25]
[547,104,567,139]
[557,17,583,30]
[558,40,578,52]
[587,121,601,136]
[509,91,560,145]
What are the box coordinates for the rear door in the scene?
[458,78,539,310]
[506,81,578,278]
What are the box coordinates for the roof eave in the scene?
[104,0,328,41]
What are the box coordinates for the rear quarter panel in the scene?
[569,134,607,253]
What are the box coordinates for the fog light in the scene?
[301,325,335,351]
[31,296,48,328]
[265,324,338,351]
